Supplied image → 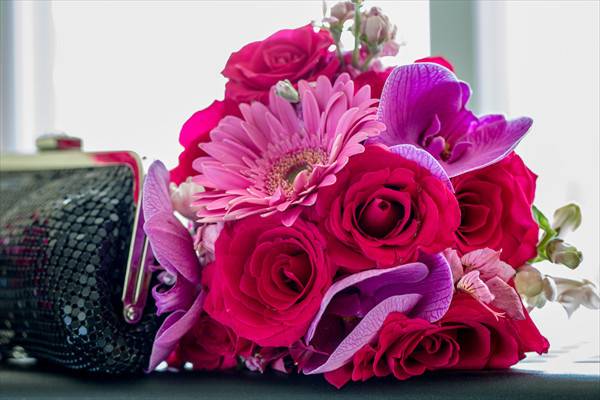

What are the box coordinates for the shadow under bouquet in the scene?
[143,1,596,388]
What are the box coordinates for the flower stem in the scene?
[352,0,362,69]
[331,28,345,67]
[360,52,376,72]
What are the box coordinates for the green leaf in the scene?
[530,205,558,263]
[533,205,554,235]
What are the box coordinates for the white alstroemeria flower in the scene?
[169,177,203,220]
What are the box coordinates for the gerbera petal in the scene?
[194,73,385,223]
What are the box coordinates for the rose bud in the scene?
[274,79,299,103]
[552,203,582,237]
[546,238,583,269]
[361,7,396,45]
[330,1,354,24]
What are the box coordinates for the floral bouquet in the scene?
[143,1,598,388]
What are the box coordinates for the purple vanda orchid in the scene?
[143,160,204,371]
[299,252,454,375]
[374,63,533,177]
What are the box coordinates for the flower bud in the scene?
[542,276,557,301]
[552,203,582,237]
[514,264,544,297]
[169,178,202,220]
[330,1,354,24]
[525,292,547,310]
[553,277,600,317]
[275,80,299,103]
[361,7,395,45]
[546,238,583,269]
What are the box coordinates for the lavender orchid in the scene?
[300,252,453,374]
[143,161,203,371]
[374,63,533,177]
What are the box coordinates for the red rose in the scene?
[222,24,339,104]
[170,99,240,184]
[353,67,393,99]
[203,215,333,347]
[451,153,538,268]
[314,144,461,272]
[324,313,460,388]
[440,293,549,369]
[415,56,455,72]
[324,345,376,389]
[373,313,460,380]
[177,313,254,371]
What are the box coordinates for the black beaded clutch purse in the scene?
[0,142,159,373]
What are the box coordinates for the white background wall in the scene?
[50,0,430,167]
[499,0,599,360]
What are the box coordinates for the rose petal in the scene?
[389,144,453,191]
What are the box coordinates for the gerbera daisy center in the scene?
[266,148,327,196]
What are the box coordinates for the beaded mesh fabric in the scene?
[0,165,158,373]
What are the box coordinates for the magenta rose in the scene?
[451,153,538,268]
[324,313,460,388]
[313,144,461,272]
[353,67,393,99]
[170,99,240,184]
[202,215,333,347]
[373,313,459,379]
[440,293,549,369]
[222,24,339,104]
[177,313,254,371]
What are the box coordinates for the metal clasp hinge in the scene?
[121,197,153,324]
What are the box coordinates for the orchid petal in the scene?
[143,161,172,221]
[303,253,453,374]
[375,63,532,177]
[306,294,422,374]
[146,291,204,372]
[144,212,201,284]
[389,144,453,191]
[442,116,532,177]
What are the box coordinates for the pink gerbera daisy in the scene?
[192,73,385,226]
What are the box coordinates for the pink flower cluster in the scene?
[144,17,549,388]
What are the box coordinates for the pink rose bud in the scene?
[361,7,396,45]
[330,1,354,23]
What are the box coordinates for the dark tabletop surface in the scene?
[1,360,599,400]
